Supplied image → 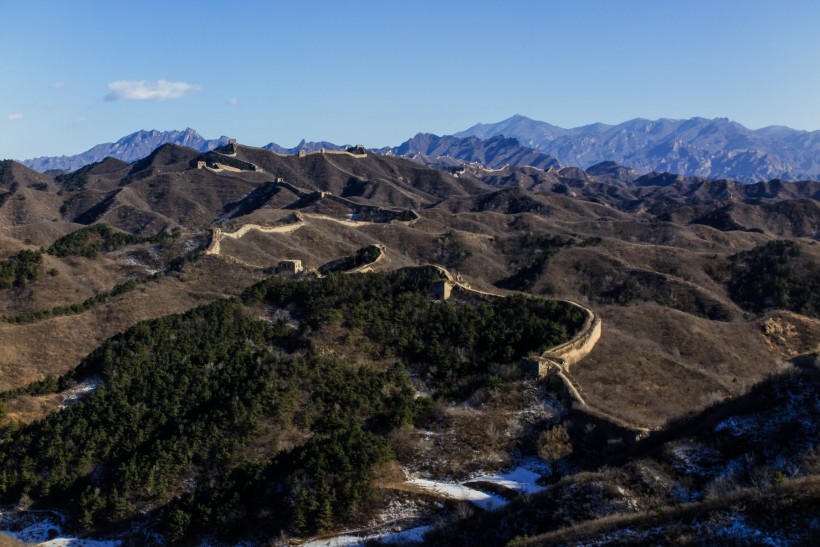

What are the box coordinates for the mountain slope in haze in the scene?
[21,128,232,173]
[263,139,348,154]
[456,115,820,183]
[392,133,561,170]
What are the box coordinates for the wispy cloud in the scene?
[29,101,60,110]
[71,117,89,126]
[104,80,202,102]
[50,81,76,90]
[227,97,239,107]
[6,113,24,121]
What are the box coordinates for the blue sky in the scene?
[1,0,819,159]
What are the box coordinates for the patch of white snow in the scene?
[471,466,544,494]
[405,479,507,510]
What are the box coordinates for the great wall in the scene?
[205,220,305,256]
[195,149,642,432]
[204,220,613,424]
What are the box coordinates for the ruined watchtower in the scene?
[275,259,303,276]
[432,280,454,301]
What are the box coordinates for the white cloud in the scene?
[50,81,76,90]
[6,113,24,121]
[227,97,239,107]
[71,117,88,126]
[104,80,202,102]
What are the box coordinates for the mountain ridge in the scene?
[21,128,232,173]
[392,132,561,171]
[456,115,820,183]
[17,115,820,183]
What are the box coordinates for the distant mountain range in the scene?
[22,129,231,173]
[390,133,560,171]
[16,116,820,183]
[456,115,820,183]
[263,139,348,155]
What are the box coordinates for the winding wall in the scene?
[204,221,608,425]
[544,303,602,368]
[205,221,304,256]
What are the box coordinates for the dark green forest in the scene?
[317,244,382,275]
[0,249,41,289]
[711,240,820,316]
[47,223,180,258]
[0,269,583,543]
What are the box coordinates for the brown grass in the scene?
[0,256,265,402]
[2,149,816,441]
[3,393,63,424]
[0,535,28,547]
[569,303,790,428]
[519,475,820,546]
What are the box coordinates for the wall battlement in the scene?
[543,306,602,369]
[427,265,601,376]
[297,148,367,159]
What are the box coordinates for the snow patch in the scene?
[125,257,160,275]
[377,525,431,544]
[405,479,507,510]
[668,443,722,476]
[60,377,101,407]
[471,466,544,494]
[0,510,120,546]
[303,525,431,547]
[40,539,121,547]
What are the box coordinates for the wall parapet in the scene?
[542,304,602,369]
[427,264,601,374]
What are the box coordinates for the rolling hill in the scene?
[0,138,817,544]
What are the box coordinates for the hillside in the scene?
[423,358,820,546]
[0,270,584,543]
[0,138,817,544]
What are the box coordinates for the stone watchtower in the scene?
[432,280,454,301]
[275,260,303,276]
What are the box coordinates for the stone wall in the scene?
[543,304,602,368]
[427,265,602,373]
